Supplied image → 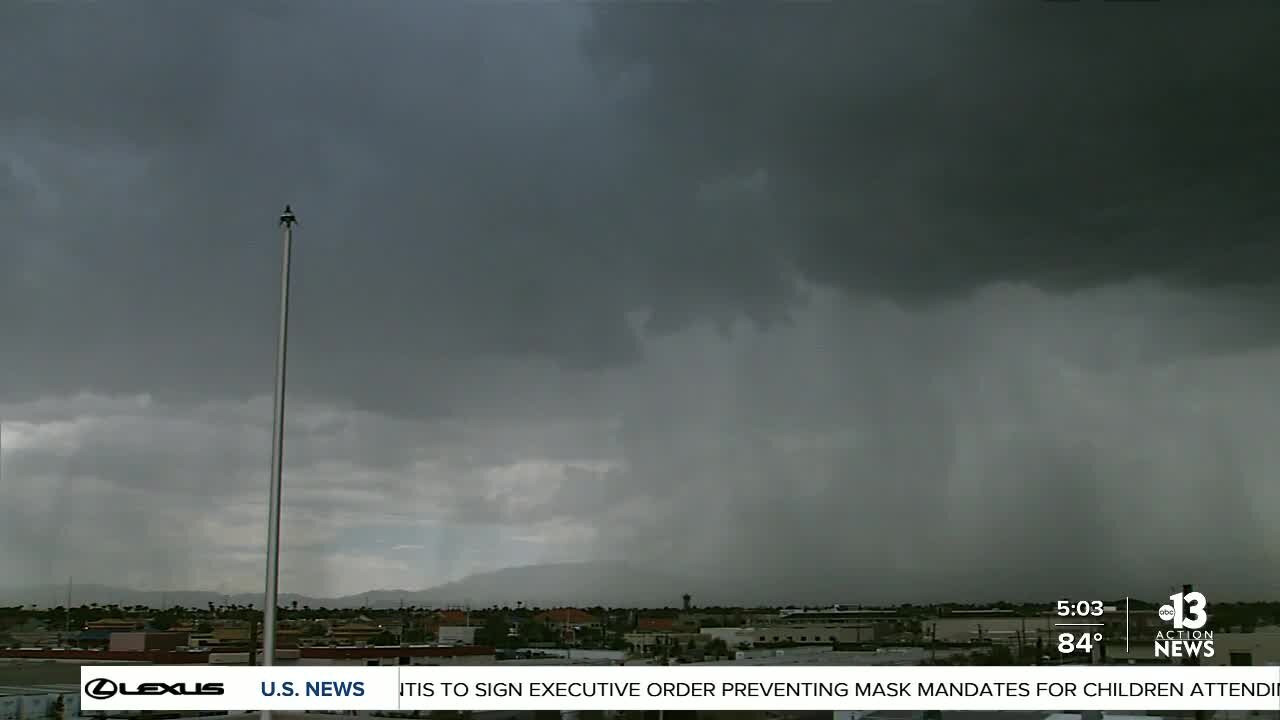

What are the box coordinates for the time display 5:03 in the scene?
[1056,600,1104,617]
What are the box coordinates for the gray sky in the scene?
[2,1,1279,603]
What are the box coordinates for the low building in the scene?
[636,618,676,633]
[699,624,875,649]
[70,630,112,649]
[274,627,302,648]
[699,646,938,666]
[170,624,216,647]
[297,645,495,666]
[1205,630,1280,666]
[0,649,211,664]
[435,610,472,626]
[210,624,251,647]
[438,625,479,646]
[925,609,1054,646]
[208,649,301,664]
[535,609,602,631]
[636,617,700,634]
[699,627,747,648]
[624,631,704,655]
[0,662,83,685]
[0,645,494,667]
[777,608,902,626]
[328,622,383,645]
[109,631,189,652]
[84,618,143,633]
[739,623,875,647]
[780,609,910,641]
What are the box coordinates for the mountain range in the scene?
[0,561,1034,610]
[0,562,713,610]
[10,561,1254,609]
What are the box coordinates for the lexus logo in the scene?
[84,679,118,700]
[83,679,225,699]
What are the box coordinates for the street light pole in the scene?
[261,205,296,720]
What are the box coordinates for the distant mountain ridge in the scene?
[0,562,708,610]
[8,562,1260,608]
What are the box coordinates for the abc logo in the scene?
[1158,605,1175,621]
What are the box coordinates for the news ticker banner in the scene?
[78,665,1280,712]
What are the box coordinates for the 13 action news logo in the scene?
[84,678,225,700]
[1155,590,1214,659]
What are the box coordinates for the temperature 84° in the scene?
[1058,631,1102,654]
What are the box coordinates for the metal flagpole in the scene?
[262,205,296,720]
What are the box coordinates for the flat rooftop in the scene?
[693,649,936,666]
[0,661,83,686]
[0,682,79,697]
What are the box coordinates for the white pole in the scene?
[262,205,296,720]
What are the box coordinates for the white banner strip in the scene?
[79,665,1280,712]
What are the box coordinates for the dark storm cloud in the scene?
[586,1,1280,300]
[0,1,800,413]
[6,2,1277,412]
[4,2,1280,603]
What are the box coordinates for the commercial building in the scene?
[924,610,1054,646]
[624,631,704,655]
[1204,629,1280,667]
[776,609,911,642]
[637,617,699,634]
[696,646,938,666]
[68,631,111,650]
[327,621,384,645]
[699,627,746,647]
[108,631,188,652]
[0,645,495,667]
[0,649,211,664]
[778,608,903,626]
[751,623,875,646]
[203,623,299,649]
[699,623,876,649]
[506,648,625,664]
[438,625,480,645]
[210,624,251,647]
[83,618,142,633]
[535,609,602,631]
[1096,619,1280,667]
[207,649,300,664]
[169,623,216,647]
[296,646,494,666]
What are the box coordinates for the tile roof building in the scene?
[534,609,601,629]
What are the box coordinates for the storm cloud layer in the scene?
[590,2,1280,298]
[2,2,1279,601]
